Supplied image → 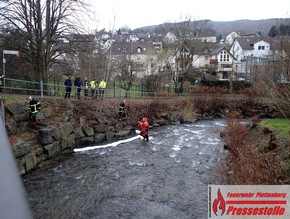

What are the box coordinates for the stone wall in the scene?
[4,98,280,175]
[4,100,182,175]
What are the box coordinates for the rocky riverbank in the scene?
[3,96,281,175]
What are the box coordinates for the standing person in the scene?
[83,77,89,99]
[118,99,126,120]
[74,77,82,99]
[98,79,106,100]
[64,75,72,99]
[28,96,41,126]
[89,79,96,99]
[138,117,149,141]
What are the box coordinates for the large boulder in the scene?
[43,142,61,159]
[82,125,94,137]
[13,113,29,122]
[25,153,38,172]
[93,124,111,133]
[38,128,53,145]
[12,139,32,158]
[6,102,24,115]
[61,134,75,150]
[76,137,94,147]
[59,122,74,137]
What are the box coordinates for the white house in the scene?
[192,43,236,79]
[230,36,274,79]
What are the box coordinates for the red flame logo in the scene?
[213,188,226,216]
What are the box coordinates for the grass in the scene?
[260,119,290,141]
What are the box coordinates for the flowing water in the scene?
[22,119,228,219]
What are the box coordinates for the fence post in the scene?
[0,95,4,121]
[40,80,44,98]
[113,81,116,98]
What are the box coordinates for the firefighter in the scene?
[118,100,126,120]
[98,79,106,100]
[89,79,96,99]
[138,117,149,141]
[28,96,41,126]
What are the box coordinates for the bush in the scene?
[221,113,287,184]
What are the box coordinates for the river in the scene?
[22,119,228,219]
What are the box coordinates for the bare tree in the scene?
[0,0,91,84]
[159,16,213,93]
[113,55,136,98]
[253,36,290,118]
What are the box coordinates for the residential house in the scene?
[192,43,236,80]
[230,36,274,80]
[110,41,160,78]
[174,40,194,73]
[211,46,237,80]
[225,31,259,44]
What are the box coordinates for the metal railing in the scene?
[1,77,184,99]
[0,77,260,104]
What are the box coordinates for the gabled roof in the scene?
[233,36,273,50]
[193,42,230,55]
[111,41,156,55]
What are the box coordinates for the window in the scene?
[137,47,142,53]
[221,64,232,68]
[258,46,265,50]
[219,51,229,62]
[205,55,208,60]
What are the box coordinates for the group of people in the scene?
[64,76,106,100]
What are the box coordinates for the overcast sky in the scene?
[86,0,290,31]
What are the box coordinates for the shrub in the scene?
[221,113,287,184]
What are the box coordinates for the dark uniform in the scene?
[28,96,41,126]
[118,100,126,120]
[64,76,72,99]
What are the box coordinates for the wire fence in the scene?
[1,77,184,100]
[0,77,262,104]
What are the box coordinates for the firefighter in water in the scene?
[28,96,41,126]
[138,117,149,141]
